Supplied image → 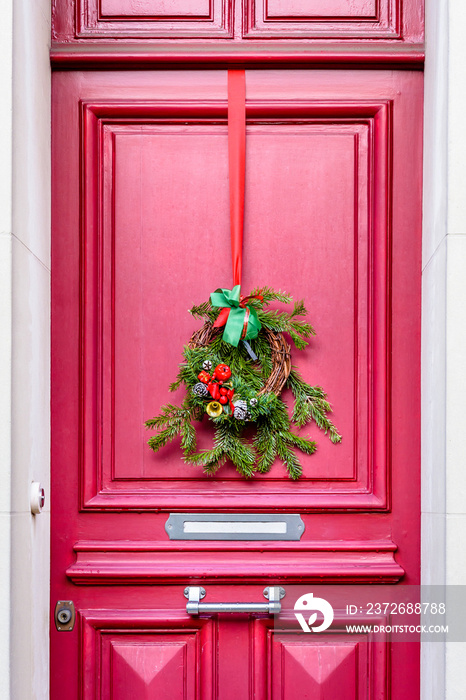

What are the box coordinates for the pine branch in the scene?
[254,423,277,473]
[250,396,286,435]
[146,403,199,453]
[287,369,342,443]
[215,424,257,478]
[145,404,186,430]
[257,308,316,347]
[283,430,317,455]
[290,299,307,318]
[180,419,197,455]
[184,446,227,475]
[249,286,293,306]
[169,377,183,392]
[147,427,179,451]
[185,423,257,478]
[289,330,308,350]
[250,335,273,375]
[275,434,303,480]
[254,422,317,477]
[189,301,217,321]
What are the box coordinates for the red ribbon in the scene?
[224,72,262,360]
[228,70,246,288]
[239,293,263,307]
[241,308,250,339]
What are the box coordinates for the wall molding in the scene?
[50,42,425,68]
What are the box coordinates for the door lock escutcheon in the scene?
[54,601,75,631]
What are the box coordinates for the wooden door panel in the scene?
[79,604,391,700]
[273,638,366,700]
[107,638,193,699]
[73,0,232,39]
[101,0,212,18]
[79,95,393,512]
[52,0,423,44]
[253,618,390,700]
[51,68,422,699]
[81,611,213,699]
[53,588,420,699]
[266,0,380,18]
[245,0,400,39]
[52,66,421,568]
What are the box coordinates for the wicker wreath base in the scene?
[189,321,291,396]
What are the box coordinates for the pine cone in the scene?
[233,400,248,420]
[192,382,209,398]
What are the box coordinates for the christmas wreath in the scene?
[145,285,341,479]
[145,72,340,479]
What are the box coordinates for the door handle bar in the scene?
[184,586,285,615]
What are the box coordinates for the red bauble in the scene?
[213,364,232,381]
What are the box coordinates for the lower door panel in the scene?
[65,584,419,699]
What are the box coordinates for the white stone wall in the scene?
[422,0,448,696]
[423,0,466,698]
[7,0,51,699]
[444,0,466,696]
[0,0,13,696]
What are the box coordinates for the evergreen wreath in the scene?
[145,286,341,480]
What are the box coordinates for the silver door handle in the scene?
[184,586,285,615]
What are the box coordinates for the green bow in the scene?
[211,285,261,347]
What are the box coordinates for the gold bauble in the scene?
[206,401,223,418]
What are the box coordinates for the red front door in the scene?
[51,66,422,698]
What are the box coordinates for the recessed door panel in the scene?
[245,0,399,39]
[52,0,423,43]
[72,0,232,39]
[81,611,213,700]
[78,96,394,512]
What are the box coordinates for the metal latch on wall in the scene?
[184,586,285,615]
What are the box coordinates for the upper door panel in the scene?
[52,0,424,60]
[52,69,422,517]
